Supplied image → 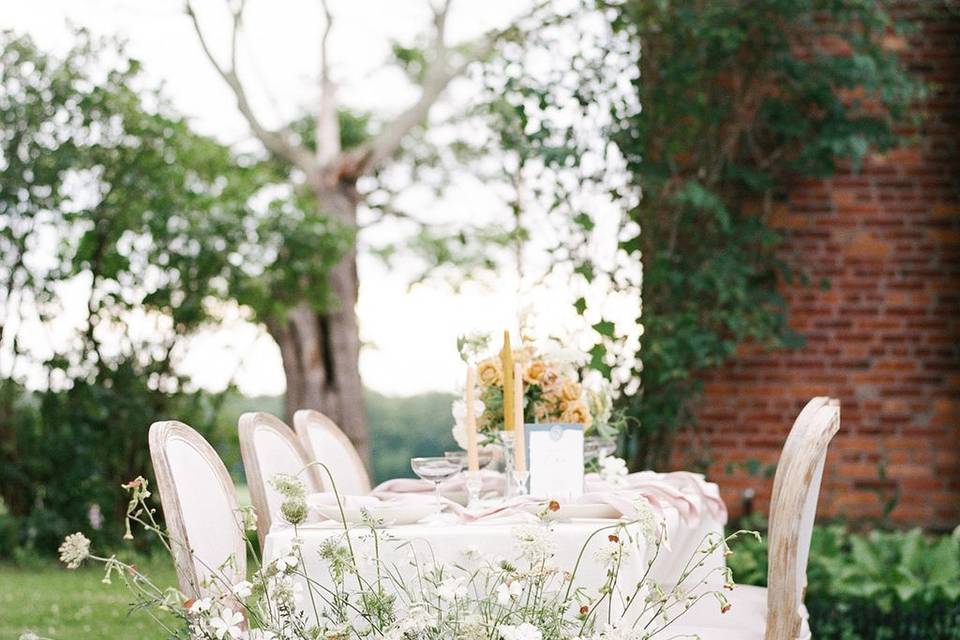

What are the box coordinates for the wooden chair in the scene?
[149,420,246,599]
[294,409,372,496]
[669,397,841,640]
[238,412,323,547]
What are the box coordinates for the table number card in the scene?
[525,423,584,500]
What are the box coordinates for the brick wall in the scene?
[683,8,960,529]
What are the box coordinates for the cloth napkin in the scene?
[371,469,505,499]
[584,471,727,525]
[303,492,435,523]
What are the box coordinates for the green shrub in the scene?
[728,521,960,638]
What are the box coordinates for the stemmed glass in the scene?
[411,456,463,510]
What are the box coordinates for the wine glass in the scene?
[411,456,463,509]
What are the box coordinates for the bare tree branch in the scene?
[185,0,316,174]
[315,0,341,172]
[344,0,536,178]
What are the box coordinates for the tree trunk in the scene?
[267,185,369,466]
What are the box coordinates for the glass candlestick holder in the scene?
[497,430,529,498]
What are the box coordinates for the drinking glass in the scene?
[411,456,463,509]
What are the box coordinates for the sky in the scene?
[1,0,637,397]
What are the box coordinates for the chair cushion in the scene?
[672,585,810,638]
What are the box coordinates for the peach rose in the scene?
[524,360,547,384]
[477,359,502,387]
[560,380,582,402]
[561,400,592,427]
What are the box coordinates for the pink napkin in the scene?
[372,469,505,499]
[584,471,727,525]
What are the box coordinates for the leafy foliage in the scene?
[0,30,349,553]
[728,522,960,638]
[603,0,925,467]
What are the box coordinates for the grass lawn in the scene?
[0,559,178,639]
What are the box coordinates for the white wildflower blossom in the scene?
[269,473,306,499]
[58,532,91,569]
[500,622,543,640]
[209,607,245,639]
[189,597,213,614]
[512,524,556,563]
[632,499,662,546]
[231,580,253,599]
[496,579,524,605]
[593,541,631,568]
[598,456,629,487]
[269,574,304,608]
[436,575,468,601]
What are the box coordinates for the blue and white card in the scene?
[525,423,584,500]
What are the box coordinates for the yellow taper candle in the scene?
[513,363,526,473]
[465,367,480,473]
[500,330,515,431]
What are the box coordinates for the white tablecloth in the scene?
[262,483,727,622]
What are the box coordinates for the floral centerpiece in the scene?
[452,334,621,448]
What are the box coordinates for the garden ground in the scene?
[1,559,176,640]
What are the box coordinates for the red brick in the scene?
[672,6,960,530]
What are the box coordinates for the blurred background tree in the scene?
[182,0,533,461]
[0,29,347,554]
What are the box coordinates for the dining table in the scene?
[261,470,728,624]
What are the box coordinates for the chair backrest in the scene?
[765,397,841,640]
[149,420,246,598]
[238,412,322,546]
[294,409,371,496]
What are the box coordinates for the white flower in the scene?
[189,597,213,614]
[272,550,299,573]
[231,580,253,599]
[436,575,468,601]
[500,622,543,640]
[18,632,41,640]
[209,607,245,639]
[268,574,304,608]
[512,524,556,563]
[632,498,662,546]
[598,456,628,487]
[593,541,630,568]
[58,532,91,569]
[496,579,524,605]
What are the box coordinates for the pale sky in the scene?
[1,0,639,397]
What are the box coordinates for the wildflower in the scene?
[598,456,628,487]
[436,575,467,601]
[209,607,244,639]
[632,498,661,546]
[189,597,213,614]
[58,532,91,569]
[280,497,309,525]
[269,574,304,608]
[18,632,41,640]
[496,579,524,605]
[512,524,556,563]
[269,473,306,499]
[272,550,300,574]
[500,622,543,640]
[232,580,253,599]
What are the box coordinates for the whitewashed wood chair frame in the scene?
[149,420,246,599]
[669,396,840,640]
[765,397,840,640]
[239,412,323,547]
[293,409,372,496]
